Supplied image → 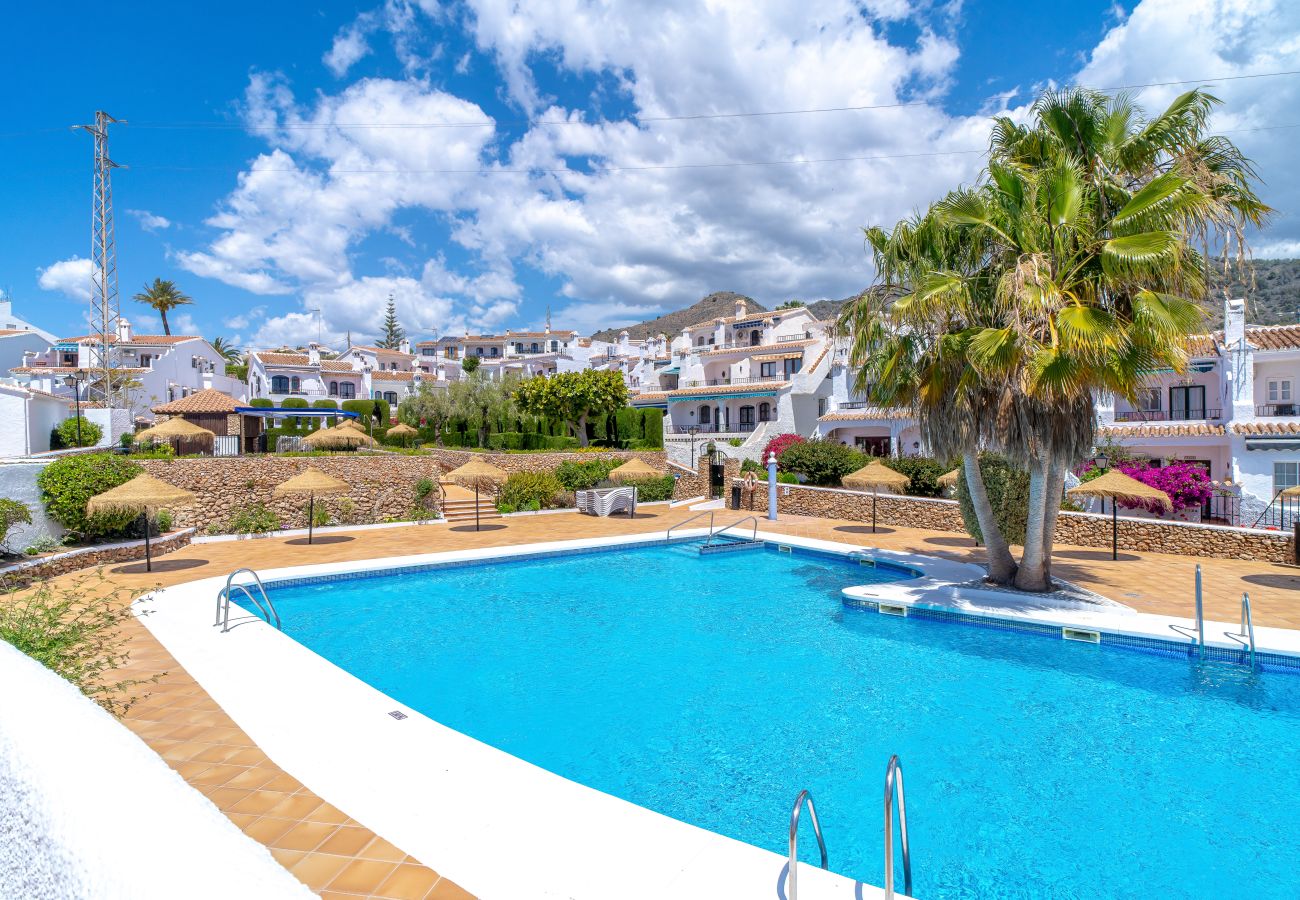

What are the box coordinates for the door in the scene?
[738,406,755,431]
[1169,385,1205,420]
[708,450,726,498]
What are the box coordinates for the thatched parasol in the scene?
[385,422,418,446]
[937,467,961,489]
[340,417,366,431]
[132,417,215,453]
[86,474,195,571]
[608,457,660,482]
[445,457,507,531]
[272,468,350,544]
[301,423,376,450]
[1067,469,1172,560]
[842,460,910,533]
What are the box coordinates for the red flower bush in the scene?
[762,433,804,463]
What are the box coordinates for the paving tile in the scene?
[221,766,281,791]
[317,825,375,857]
[228,789,294,816]
[264,791,325,821]
[271,819,338,853]
[305,801,351,825]
[242,815,298,845]
[374,863,441,900]
[288,852,352,891]
[427,877,477,899]
[357,836,408,863]
[325,858,402,894]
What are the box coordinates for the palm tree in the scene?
[132,278,193,335]
[842,87,1268,591]
[209,336,241,365]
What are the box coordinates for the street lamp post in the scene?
[63,370,86,446]
[687,425,700,470]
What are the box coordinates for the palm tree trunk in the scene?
[962,452,1017,584]
[1014,457,1052,592]
[160,308,171,336]
[1039,457,1067,583]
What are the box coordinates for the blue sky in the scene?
[2,0,1295,348]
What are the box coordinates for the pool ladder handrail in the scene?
[884,754,913,900]
[786,789,828,900]
[215,568,280,633]
[703,514,759,547]
[665,510,714,541]
[1168,564,1205,654]
[1224,591,1256,669]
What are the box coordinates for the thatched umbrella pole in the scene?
[445,458,507,531]
[86,474,195,572]
[272,469,350,544]
[1067,470,1173,561]
[842,460,910,534]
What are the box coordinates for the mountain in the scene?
[591,291,766,342]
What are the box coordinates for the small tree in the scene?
[762,433,804,462]
[461,355,481,374]
[0,499,32,555]
[52,416,103,449]
[399,385,456,445]
[513,370,628,448]
[377,296,405,349]
[37,453,143,540]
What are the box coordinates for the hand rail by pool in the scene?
[1168,564,1205,654]
[1224,591,1256,669]
[787,789,828,900]
[884,754,913,900]
[216,568,280,633]
[704,514,758,547]
[665,510,714,541]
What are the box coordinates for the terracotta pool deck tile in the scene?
[374,863,442,900]
[228,789,296,816]
[222,765,283,791]
[270,848,309,870]
[426,876,477,899]
[265,791,327,821]
[260,771,306,793]
[242,815,299,845]
[325,858,403,894]
[201,786,252,810]
[273,819,339,853]
[317,825,377,857]
[358,836,408,863]
[305,801,353,826]
[188,762,247,786]
[289,852,354,891]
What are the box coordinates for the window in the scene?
[783,357,803,377]
[1169,385,1205,420]
[422,348,435,357]
[759,402,772,422]
[550,340,558,352]
[339,382,355,399]
[328,381,339,397]
[739,406,755,428]
[373,390,382,400]
[475,347,484,356]
[817,397,827,417]
[271,375,289,393]
[698,405,711,424]
[855,436,891,456]
[696,336,705,346]
[490,347,499,357]
[1137,388,1161,412]
[1268,379,1293,403]
[384,391,398,404]
[531,342,539,353]
[290,376,300,393]
[760,361,777,378]
[750,329,761,346]
[1274,462,1300,495]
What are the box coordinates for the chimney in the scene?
[201,370,213,389]
[619,329,630,352]
[117,318,132,342]
[307,342,321,366]
[399,338,411,355]
[734,297,747,319]
[1224,296,1246,348]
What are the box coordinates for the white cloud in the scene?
[223,306,267,330]
[324,13,378,77]
[126,209,172,232]
[37,256,94,301]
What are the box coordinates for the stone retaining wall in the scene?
[735,479,1295,564]
[138,449,669,532]
[0,529,195,589]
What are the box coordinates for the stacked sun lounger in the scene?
[576,486,637,517]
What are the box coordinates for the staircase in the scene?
[440,482,502,524]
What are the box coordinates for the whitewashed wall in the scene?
[0,643,311,900]
[0,459,62,552]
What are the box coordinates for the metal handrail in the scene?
[216,568,280,633]
[1169,564,1205,654]
[665,510,715,541]
[787,789,828,900]
[1224,591,1256,669]
[704,515,758,547]
[884,755,913,900]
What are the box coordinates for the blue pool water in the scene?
[255,542,1300,898]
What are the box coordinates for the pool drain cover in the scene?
[388,710,408,720]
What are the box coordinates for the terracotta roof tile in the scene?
[371,370,417,382]
[253,351,310,365]
[151,388,240,414]
[1098,422,1225,438]
[630,391,669,403]
[1244,323,1300,352]
[1230,421,1300,436]
[10,365,147,375]
[701,338,816,357]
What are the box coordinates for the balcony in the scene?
[1256,403,1299,417]
[667,422,766,435]
[1113,409,1221,422]
[679,375,787,388]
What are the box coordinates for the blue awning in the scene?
[668,390,781,402]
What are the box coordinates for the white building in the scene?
[0,298,58,379]
[8,319,245,424]
[0,383,74,456]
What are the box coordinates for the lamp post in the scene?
[1092,451,1110,514]
[687,425,700,470]
[63,370,86,446]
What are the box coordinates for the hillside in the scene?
[591,291,765,342]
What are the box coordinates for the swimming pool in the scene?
[253,539,1300,898]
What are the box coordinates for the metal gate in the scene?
[709,450,726,499]
[213,435,240,457]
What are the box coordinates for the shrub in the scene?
[0,573,157,717]
[497,502,517,514]
[955,453,1030,546]
[763,433,804,462]
[226,503,280,534]
[336,497,359,525]
[624,475,675,502]
[499,471,566,510]
[555,458,620,491]
[250,398,273,408]
[777,438,863,486]
[51,416,103,449]
[1117,461,1214,514]
[777,472,799,484]
[641,409,664,448]
[727,438,743,447]
[310,502,330,528]
[884,456,946,498]
[24,535,63,556]
[740,457,765,476]
[312,399,338,409]
[37,453,143,539]
[0,499,32,555]
[281,397,308,408]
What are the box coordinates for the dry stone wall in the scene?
[0,529,195,589]
[735,478,1295,564]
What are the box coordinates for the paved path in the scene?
[31,507,1300,897]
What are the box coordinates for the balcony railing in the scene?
[1113,409,1221,422]
[679,375,787,388]
[667,421,767,435]
[1256,403,1299,417]
[778,334,813,342]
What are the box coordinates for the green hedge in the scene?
[554,458,621,491]
[487,432,580,451]
[36,453,143,539]
[250,398,273,408]
[883,456,947,498]
[50,416,103,450]
[624,475,674,502]
[281,397,308,409]
[499,471,566,510]
[641,409,664,448]
[312,399,338,409]
[955,453,1030,546]
[341,399,375,421]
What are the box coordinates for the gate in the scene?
[708,450,726,499]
